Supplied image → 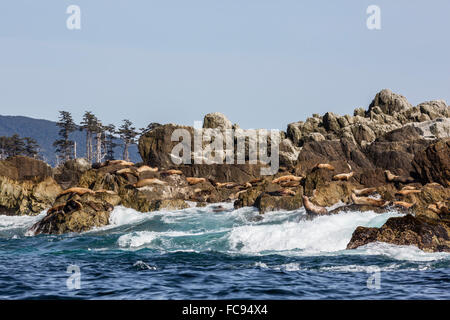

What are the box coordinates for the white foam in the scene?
[117,230,211,248]
[0,212,46,233]
[108,206,150,226]
[228,210,403,254]
[354,242,450,262]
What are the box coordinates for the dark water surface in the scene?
[0,204,449,299]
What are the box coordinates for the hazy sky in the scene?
[0,0,449,130]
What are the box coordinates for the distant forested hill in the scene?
[0,115,141,166]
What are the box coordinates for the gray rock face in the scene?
[286,89,449,150]
[203,112,233,129]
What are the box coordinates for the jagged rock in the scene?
[255,188,303,214]
[203,112,233,129]
[368,89,412,116]
[0,176,62,216]
[347,214,450,252]
[30,190,121,235]
[53,158,92,189]
[311,181,360,207]
[412,138,450,187]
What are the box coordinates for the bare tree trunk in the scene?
[123,143,129,161]
[73,141,77,159]
[95,132,101,163]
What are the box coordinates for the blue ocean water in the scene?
[0,203,449,299]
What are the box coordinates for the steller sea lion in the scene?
[94,189,118,195]
[313,163,335,171]
[401,185,418,191]
[280,181,301,188]
[351,193,389,207]
[393,201,415,209]
[384,170,414,183]
[215,182,239,188]
[137,165,158,173]
[107,160,134,167]
[272,175,303,184]
[352,187,377,196]
[186,177,206,185]
[249,178,263,185]
[133,178,166,188]
[302,195,328,215]
[396,189,421,196]
[332,172,354,181]
[116,168,138,176]
[58,187,95,197]
[162,169,183,175]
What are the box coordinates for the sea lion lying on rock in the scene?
[116,167,138,176]
[272,175,303,184]
[312,163,335,171]
[108,160,134,167]
[351,193,389,207]
[393,201,415,209]
[396,189,421,196]
[302,195,328,215]
[332,172,354,181]
[186,177,206,185]
[161,169,183,175]
[384,170,414,184]
[133,178,166,187]
[352,187,377,196]
[137,165,158,173]
[58,187,95,197]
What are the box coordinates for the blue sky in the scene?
[0,0,449,130]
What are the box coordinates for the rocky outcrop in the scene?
[203,112,233,129]
[412,138,450,187]
[0,176,62,215]
[0,156,53,181]
[53,158,91,189]
[347,214,450,252]
[30,189,121,235]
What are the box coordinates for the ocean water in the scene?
[0,203,449,299]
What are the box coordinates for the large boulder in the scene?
[412,138,450,187]
[347,214,450,252]
[30,190,121,235]
[203,112,233,129]
[367,89,412,116]
[53,158,91,189]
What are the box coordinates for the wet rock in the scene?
[30,190,121,235]
[347,214,450,252]
[53,158,91,189]
[255,188,303,214]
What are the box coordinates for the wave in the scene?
[228,210,403,254]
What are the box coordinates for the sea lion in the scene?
[186,177,206,185]
[249,178,263,185]
[428,203,450,215]
[396,189,421,196]
[384,170,414,183]
[47,204,66,215]
[302,195,328,215]
[116,168,138,176]
[393,201,415,209]
[58,187,95,197]
[332,172,354,181]
[215,182,239,188]
[94,189,118,195]
[401,185,418,191]
[280,181,301,188]
[312,163,335,171]
[272,175,303,184]
[137,165,158,173]
[270,189,296,196]
[133,178,166,188]
[162,169,183,175]
[107,160,134,167]
[352,187,377,196]
[351,193,389,207]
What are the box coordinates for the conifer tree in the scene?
[53,111,76,162]
[118,119,138,162]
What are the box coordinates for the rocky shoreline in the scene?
[1,89,449,252]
